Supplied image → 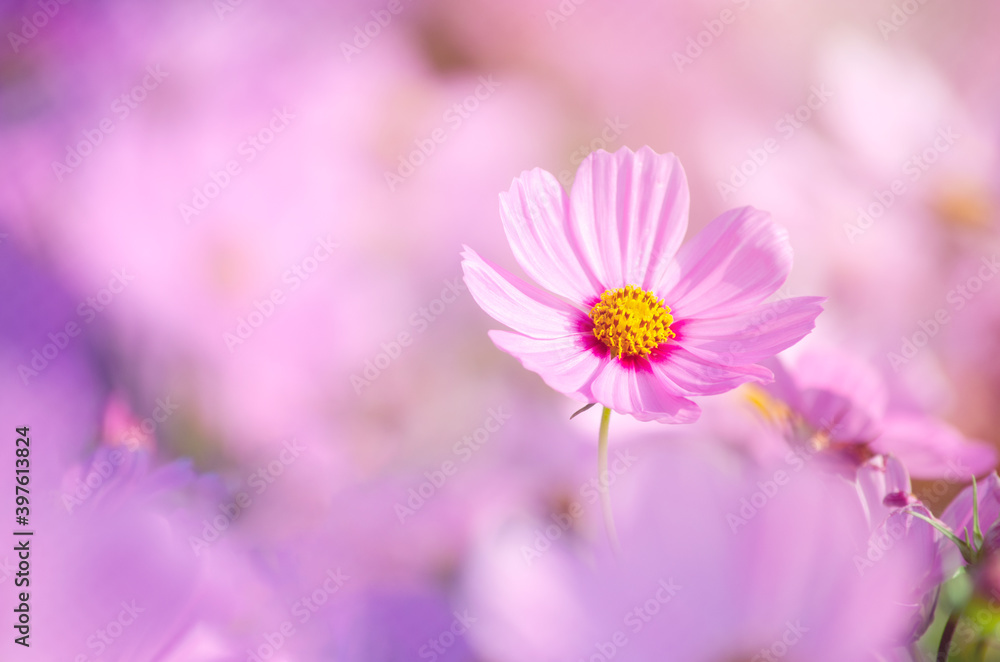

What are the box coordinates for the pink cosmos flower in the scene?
[758,348,997,479]
[461,146,824,423]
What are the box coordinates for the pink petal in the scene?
[795,349,888,428]
[589,360,700,424]
[873,415,999,480]
[798,389,880,444]
[488,330,604,398]
[499,168,604,305]
[857,455,914,530]
[674,296,825,366]
[659,206,793,319]
[759,356,803,412]
[652,345,772,395]
[567,146,690,291]
[461,247,586,339]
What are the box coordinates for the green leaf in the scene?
[973,476,984,550]
[912,511,976,564]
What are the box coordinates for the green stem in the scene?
[598,407,621,556]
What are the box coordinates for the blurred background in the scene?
[1,0,999,659]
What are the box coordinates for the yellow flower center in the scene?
[589,285,675,359]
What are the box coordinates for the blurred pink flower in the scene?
[760,348,996,478]
[857,456,950,642]
[33,442,272,661]
[461,438,926,661]
[462,146,823,423]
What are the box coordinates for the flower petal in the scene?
[872,415,999,480]
[567,146,690,291]
[461,247,586,339]
[793,349,888,442]
[759,356,803,412]
[489,330,604,398]
[674,296,825,366]
[798,389,879,443]
[499,168,604,304]
[589,360,700,424]
[651,345,772,396]
[659,206,793,318]
[857,455,913,530]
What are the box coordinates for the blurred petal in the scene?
[795,349,889,434]
[873,415,998,480]
[759,356,803,412]
[857,455,913,530]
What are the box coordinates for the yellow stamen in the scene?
[589,285,675,359]
[743,384,790,425]
[933,183,993,230]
